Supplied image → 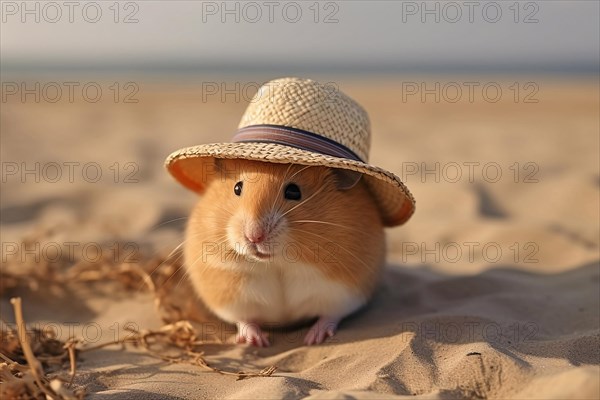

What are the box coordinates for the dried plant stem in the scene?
[78,340,125,353]
[0,353,16,364]
[10,297,58,399]
[0,352,29,372]
[64,339,78,388]
[78,324,278,380]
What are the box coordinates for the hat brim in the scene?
[165,142,415,226]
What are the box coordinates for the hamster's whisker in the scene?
[287,227,376,274]
[189,234,232,256]
[147,217,189,233]
[132,229,230,293]
[183,234,232,277]
[139,227,232,293]
[193,215,231,222]
[185,228,229,238]
[203,212,232,222]
[286,164,314,183]
[291,236,362,286]
[270,164,314,217]
[207,203,234,217]
[173,270,189,291]
[143,231,220,276]
[268,163,293,215]
[166,231,228,254]
[290,239,335,284]
[134,239,186,294]
[284,162,293,178]
[138,220,230,272]
[176,234,233,284]
[157,262,187,288]
[280,184,326,218]
[290,220,366,233]
[210,236,240,262]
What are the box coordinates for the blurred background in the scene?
[1,0,599,267]
[2,1,598,72]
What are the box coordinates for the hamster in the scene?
[184,158,385,346]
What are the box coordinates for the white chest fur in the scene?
[213,261,366,326]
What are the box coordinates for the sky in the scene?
[1,1,599,72]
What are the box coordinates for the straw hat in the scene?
[165,77,415,226]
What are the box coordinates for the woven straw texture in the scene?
[166,77,415,226]
[239,78,371,162]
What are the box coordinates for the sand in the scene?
[1,76,598,399]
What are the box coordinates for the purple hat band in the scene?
[232,124,364,163]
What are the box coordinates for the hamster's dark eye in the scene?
[234,181,243,196]
[284,183,302,201]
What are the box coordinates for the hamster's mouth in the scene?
[252,250,271,260]
[245,243,273,261]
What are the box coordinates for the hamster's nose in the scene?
[245,226,266,244]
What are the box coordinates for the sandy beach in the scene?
[1,76,598,399]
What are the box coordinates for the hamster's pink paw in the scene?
[236,322,270,347]
[304,316,340,345]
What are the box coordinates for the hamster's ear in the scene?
[213,158,223,172]
[200,157,225,184]
[331,168,362,191]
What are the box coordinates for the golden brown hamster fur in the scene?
[185,158,385,346]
